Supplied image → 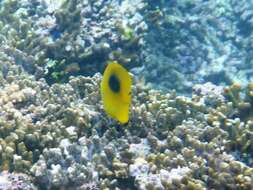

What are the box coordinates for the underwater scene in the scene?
[1,0,253,189]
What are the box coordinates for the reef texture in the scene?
[0,171,34,190]
[0,0,253,190]
[2,0,253,93]
[142,0,253,93]
[0,0,147,83]
[1,52,253,189]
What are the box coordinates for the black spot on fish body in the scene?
[109,74,120,93]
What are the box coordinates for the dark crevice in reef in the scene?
[237,19,253,38]
[115,177,138,190]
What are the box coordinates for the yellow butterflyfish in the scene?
[100,61,132,124]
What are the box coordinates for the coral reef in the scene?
[2,0,253,92]
[141,0,253,93]
[1,54,253,189]
[0,0,253,190]
[0,171,35,190]
[0,0,147,84]
[1,0,253,91]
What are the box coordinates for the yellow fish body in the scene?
[100,61,132,123]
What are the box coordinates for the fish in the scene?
[100,61,132,124]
